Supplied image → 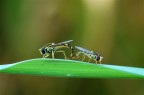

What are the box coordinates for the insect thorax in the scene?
[45,46,54,53]
[54,43,71,50]
[90,54,97,60]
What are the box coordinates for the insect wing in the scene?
[42,43,53,48]
[75,46,91,53]
[57,40,73,45]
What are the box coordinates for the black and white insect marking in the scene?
[39,40,75,59]
[75,46,103,64]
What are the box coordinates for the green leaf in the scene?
[0,58,144,78]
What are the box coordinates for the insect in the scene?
[75,46,103,64]
[39,40,75,59]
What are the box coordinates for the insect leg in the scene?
[88,58,91,63]
[67,44,75,57]
[76,51,81,56]
[56,50,67,59]
[42,55,45,58]
[52,51,55,59]
[43,53,50,58]
[82,55,85,61]
[74,51,81,58]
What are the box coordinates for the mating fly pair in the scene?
[39,40,103,64]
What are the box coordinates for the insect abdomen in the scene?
[67,43,75,57]
[55,43,75,57]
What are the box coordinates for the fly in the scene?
[75,46,103,64]
[39,40,75,59]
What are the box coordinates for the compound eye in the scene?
[41,48,46,54]
[96,55,100,61]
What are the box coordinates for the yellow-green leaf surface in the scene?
[0,58,144,78]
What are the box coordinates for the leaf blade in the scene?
[0,58,144,78]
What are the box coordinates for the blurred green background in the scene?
[0,0,144,95]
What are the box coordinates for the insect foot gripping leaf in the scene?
[0,58,144,79]
[39,40,75,59]
[75,46,103,64]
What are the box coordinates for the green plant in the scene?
[0,58,144,78]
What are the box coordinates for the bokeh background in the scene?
[0,0,144,95]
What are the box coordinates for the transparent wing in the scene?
[75,46,91,53]
[57,40,73,45]
[41,40,73,48]
[40,43,53,48]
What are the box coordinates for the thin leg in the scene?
[42,55,45,58]
[43,53,49,58]
[88,58,91,63]
[52,51,55,59]
[82,55,85,61]
[76,52,81,56]
[56,50,67,59]
[72,52,81,59]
